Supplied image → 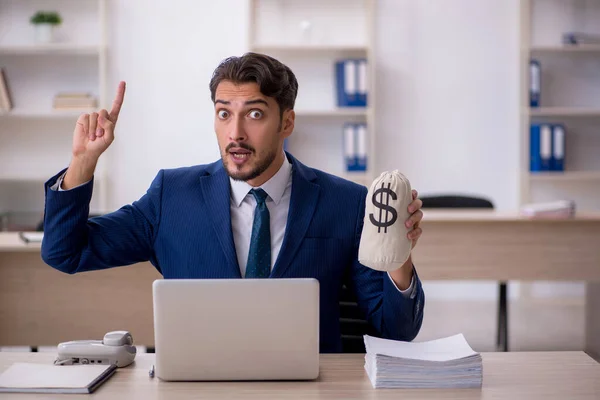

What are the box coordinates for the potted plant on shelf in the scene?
[30,11,62,43]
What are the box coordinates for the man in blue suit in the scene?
[42,53,425,353]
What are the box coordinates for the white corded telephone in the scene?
[54,331,137,367]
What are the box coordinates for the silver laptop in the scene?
[152,278,320,381]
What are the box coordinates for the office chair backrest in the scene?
[419,195,493,209]
[339,283,377,353]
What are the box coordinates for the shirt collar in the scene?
[230,153,292,207]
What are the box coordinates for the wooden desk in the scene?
[1,352,599,399]
[413,210,600,280]
[0,232,161,346]
[1,211,599,358]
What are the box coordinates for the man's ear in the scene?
[281,109,295,139]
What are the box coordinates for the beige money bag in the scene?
[358,170,413,271]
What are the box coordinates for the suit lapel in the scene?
[200,164,241,278]
[271,155,320,278]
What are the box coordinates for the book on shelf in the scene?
[0,68,14,112]
[52,92,97,109]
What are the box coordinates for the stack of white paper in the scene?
[520,200,575,219]
[364,334,482,389]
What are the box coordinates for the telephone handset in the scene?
[54,331,137,367]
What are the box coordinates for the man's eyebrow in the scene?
[214,99,269,107]
[244,99,269,107]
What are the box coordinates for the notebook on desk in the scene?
[0,362,117,394]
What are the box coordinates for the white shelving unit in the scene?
[529,107,600,118]
[248,0,376,187]
[519,0,600,212]
[529,171,600,182]
[0,0,108,230]
[252,44,370,53]
[530,44,600,53]
[0,44,104,55]
[0,108,95,119]
[294,108,369,118]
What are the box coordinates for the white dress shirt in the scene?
[52,156,415,296]
[229,155,292,277]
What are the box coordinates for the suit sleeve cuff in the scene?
[383,266,424,335]
[50,171,91,192]
[44,168,94,205]
[387,271,416,299]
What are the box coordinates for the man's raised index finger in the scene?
[109,81,126,121]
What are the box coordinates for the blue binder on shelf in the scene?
[343,123,357,171]
[530,123,552,172]
[530,59,541,108]
[356,123,367,171]
[551,124,565,172]
[336,59,367,107]
[343,122,367,172]
[357,59,367,107]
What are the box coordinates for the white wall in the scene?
[106,0,249,208]
[103,0,582,300]
[375,0,521,211]
[375,0,522,300]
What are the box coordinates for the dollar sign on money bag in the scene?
[369,182,398,233]
[358,171,413,272]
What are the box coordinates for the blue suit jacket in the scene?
[42,153,424,353]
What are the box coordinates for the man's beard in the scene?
[222,142,277,182]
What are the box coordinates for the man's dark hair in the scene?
[209,52,299,118]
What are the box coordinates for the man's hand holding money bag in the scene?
[358,171,423,290]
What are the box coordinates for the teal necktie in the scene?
[245,189,271,278]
